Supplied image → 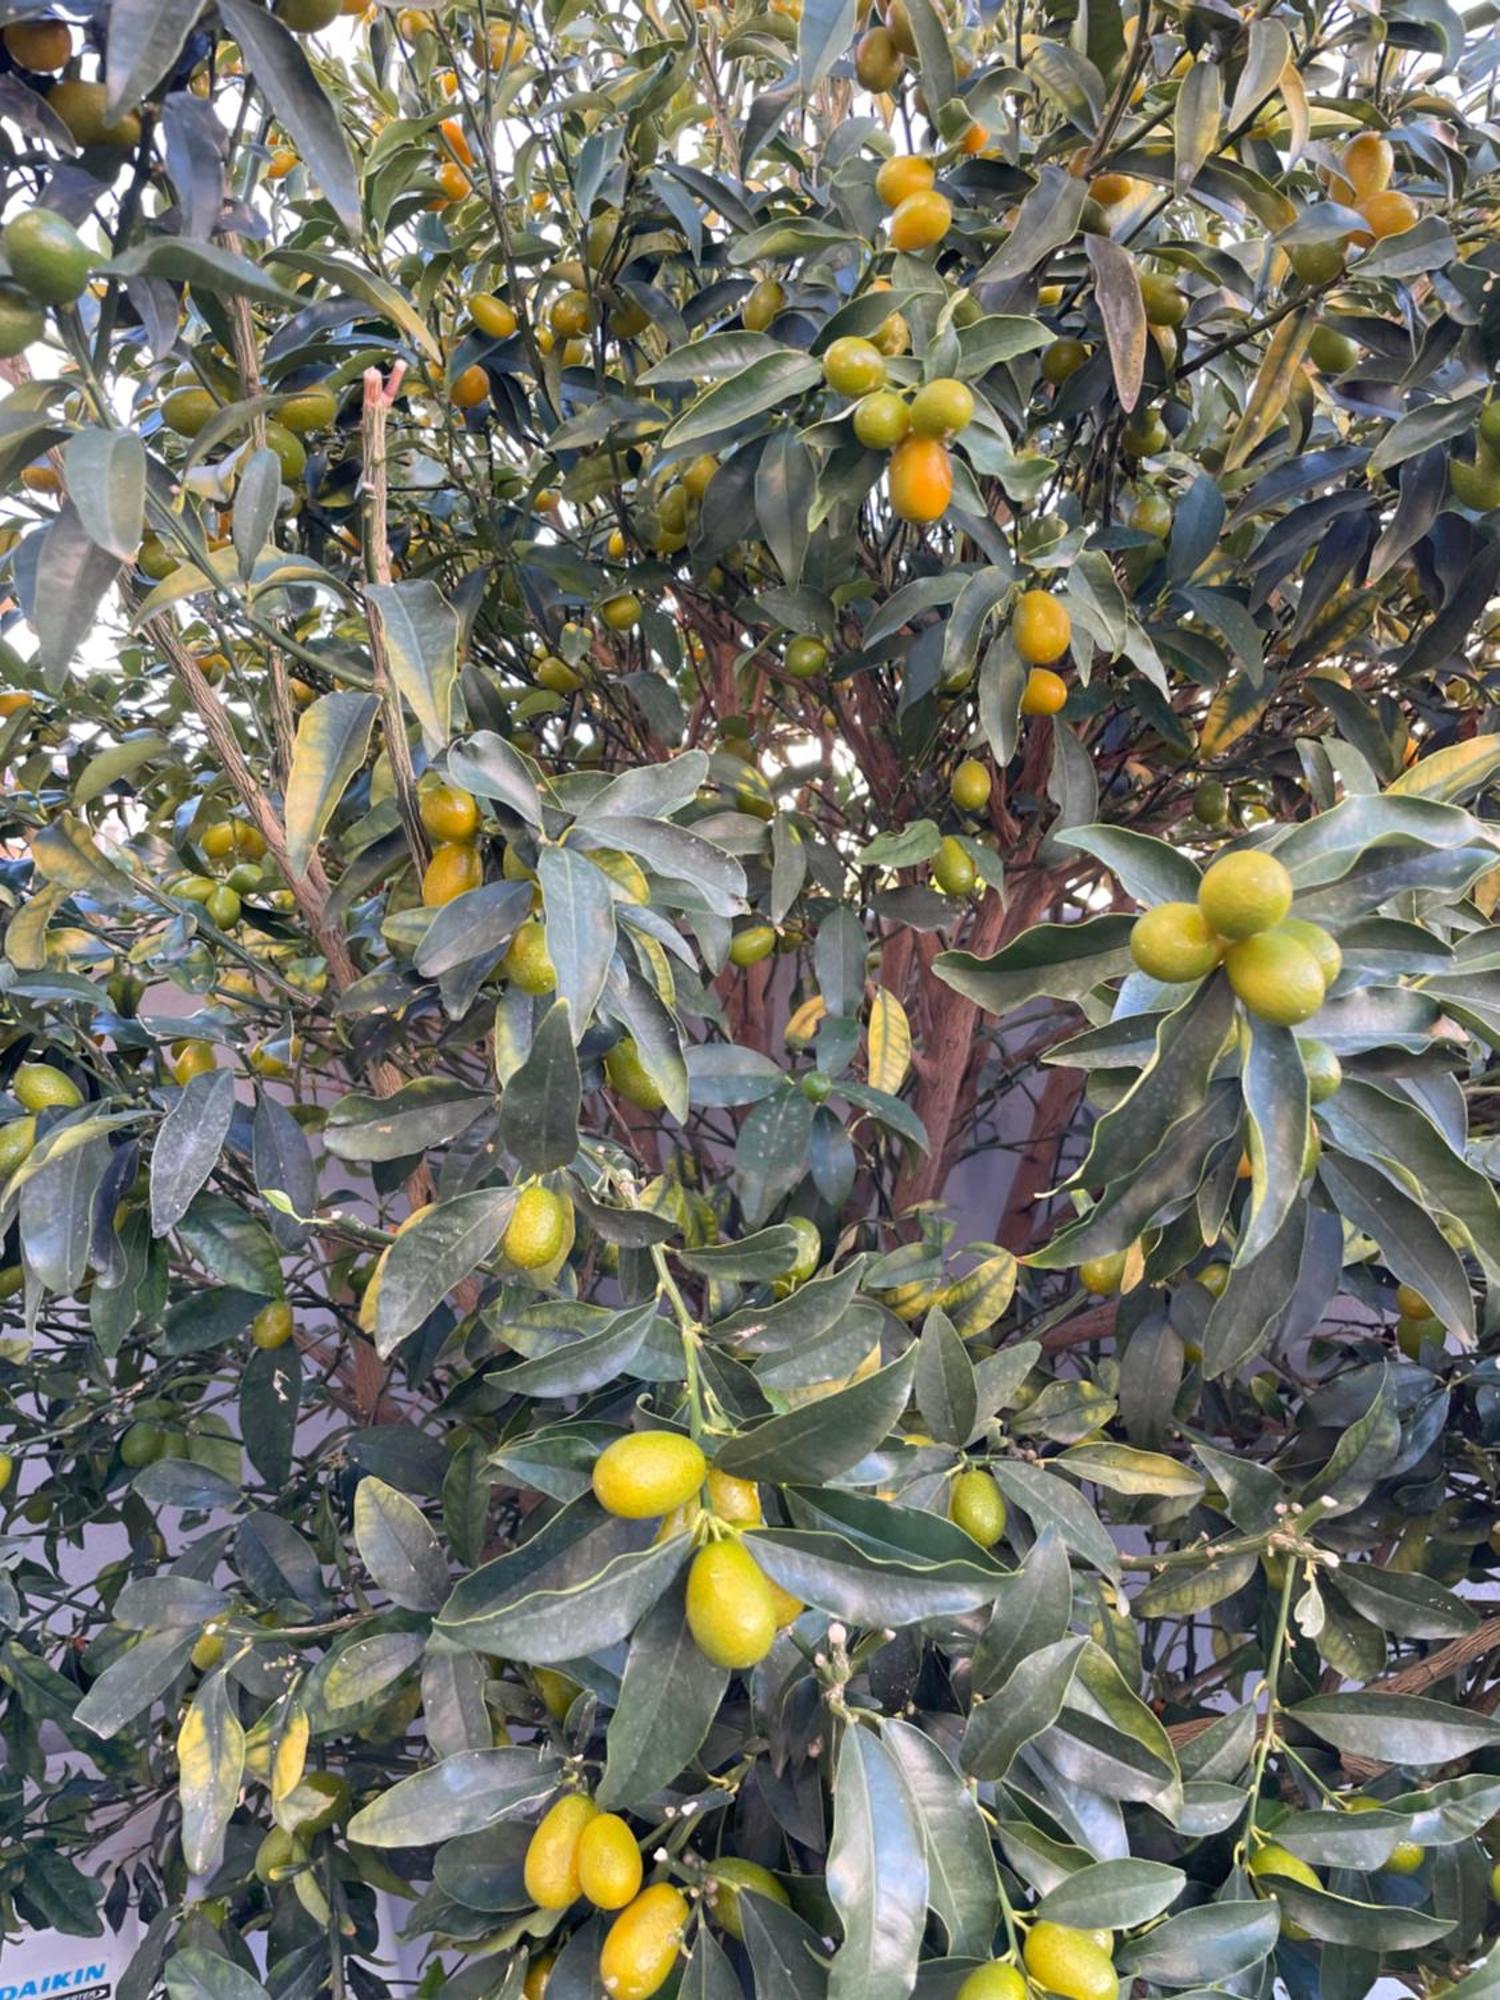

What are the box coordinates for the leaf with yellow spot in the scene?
[785,993,827,1047]
[1222,308,1314,472]
[177,1671,245,1876]
[272,1698,310,1823]
[1387,734,1500,804]
[1200,676,1270,761]
[943,1250,1019,1337]
[867,988,912,1096]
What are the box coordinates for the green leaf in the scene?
[482,1301,656,1398]
[972,1526,1072,1694]
[596,1577,727,1810]
[73,730,171,808]
[1173,58,1222,191]
[1059,1442,1204,1499]
[326,1078,491,1164]
[218,0,362,235]
[757,427,814,586]
[368,579,460,755]
[164,1952,270,2000]
[1290,1693,1500,1765]
[1085,233,1147,412]
[34,506,124,690]
[1070,974,1234,1192]
[1037,1859,1186,1930]
[346,1747,562,1847]
[748,1528,1004,1624]
[883,1718,1000,1958]
[176,1671,244,1876]
[1055,824,1200,908]
[354,1476,448,1612]
[178,1195,284,1295]
[988,1460,1121,1578]
[1266,1878,1453,1950]
[936,915,1136,1015]
[1236,1015,1308,1266]
[74,1628,199,1739]
[915,1308,977,1446]
[712,1348,916,1483]
[284,691,378,879]
[661,352,823,450]
[62,429,145,561]
[741,1896,830,2000]
[538,846,616,1038]
[1116,1902,1278,1986]
[499,1000,580,1176]
[960,1634,1087,1780]
[677,1223,805,1281]
[150,1068,235,1237]
[827,1725,927,2000]
[436,1533,690,1664]
[977,166,1088,283]
[102,235,301,307]
[374,1190,514,1355]
[1318,1153,1474,1338]
[316,1631,426,1721]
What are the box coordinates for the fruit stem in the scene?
[1241,1546,1298,1860]
[649,1240,707,1442]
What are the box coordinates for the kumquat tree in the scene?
[1,0,1500,1994]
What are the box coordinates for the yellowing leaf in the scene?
[1223,308,1314,472]
[1200,676,1270,761]
[1387,734,1500,803]
[944,1251,1019,1337]
[867,988,912,1095]
[177,1672,245,1876]
[785,993,827,1047]
[272,1699,310,1820]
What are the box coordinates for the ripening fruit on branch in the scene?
[1277,916,1341,987]
[1130,903,1224,983]
[592,1431,707,1518]
[854,389,910,450]
[1013,590,1071,665]
[956,1964,1028,2000]
[1022,1921,1119,2000]
[888,435,952,521]
[598,1884,690,2000]
[1248,1841,1320,1936]
[502,920,556,995]
[1196,850,1293,939]
[1020,668,1068,716]
[909,377,974,438]
[741,278,784,331]
[875,153,935,207]
[604,1035,666,1111]
[949,1467,1007,1545]
[576,1812,644,1909]
[422,841,483,907]
[1079,1249,1127,1295]
[470,293,518,339]
[887,187,952,251]
[1225,931,1327,1026]
[703,1857,790,1939]
[523,1793,599,1909]
[419,783,480,843]
[685,1538,778,1668]
[1350,190,1418,243]
[951,758,991,812]
[3,209,92,307]
[822,336,886,397]
[503,1186,570,1271]
[855,24,905,89]
[250,1301,294,1350]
